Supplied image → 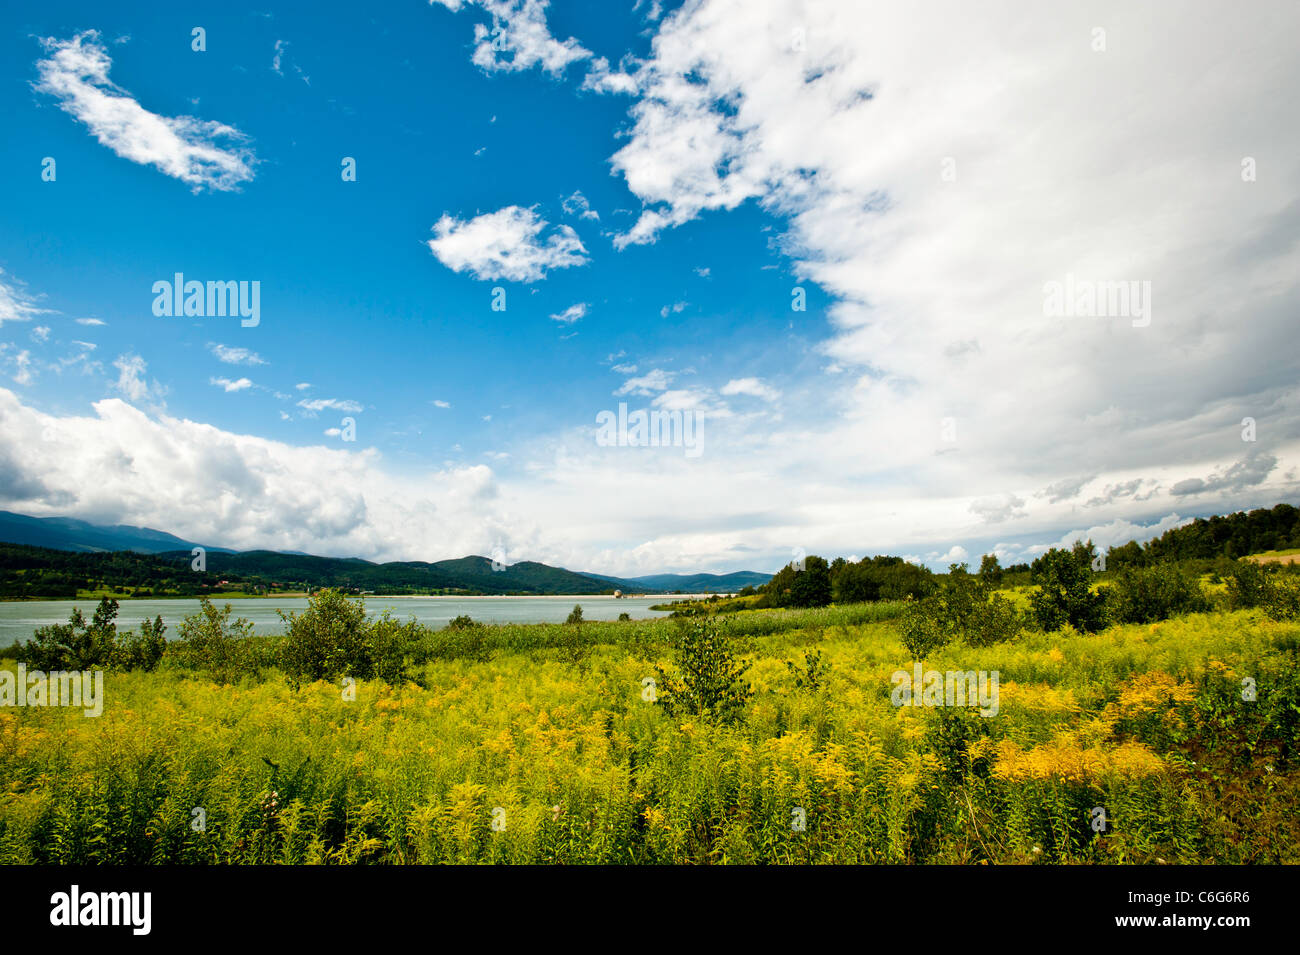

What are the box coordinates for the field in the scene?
[2,592,1297,866]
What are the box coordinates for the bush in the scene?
[113,615,167,672]
[1030,546,1109,633]
[278,589,416,688]
[1109,564,1211,624]
[1262,574,1300,621]
[898,597,950,659]
[1225,559,1270,610]
[654,618,753,723]
[175,598,258,683]
[565,604,584,625]
[898,568,1024,655]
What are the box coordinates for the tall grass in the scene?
[0,603,1295,863]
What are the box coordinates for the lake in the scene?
[0,594,691,642]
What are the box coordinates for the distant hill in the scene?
[0,510,234,555]
[583,570,771,593]
[0,511,772,598]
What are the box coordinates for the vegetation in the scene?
[3,504,1300,863]
[1,583,1296,863]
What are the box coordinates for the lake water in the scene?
[0,594,690,642]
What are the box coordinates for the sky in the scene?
[0,0,1297,576]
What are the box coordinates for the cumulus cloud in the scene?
[429,0,591,75]
[1170,451,1278,496]
[0,387,516,561]
[970,494,1028,524]
[112,353,165,404]
[210,376,253,393]
[34,31,256,192]
[427,206,588,282]
[561,190,600,220]
[721,377,781,402]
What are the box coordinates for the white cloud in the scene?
[659,301,687,318]
[34,31,256,192]
[75,318,106,326]
[430,0,591,75]
[550,303,586,324]
[427,205,588,282]
[433,399,451,408]
[112,353,165,404]
[615,368,675,396]
[210,376,253,393]
[561,190,600,220]
[208,343,267,366]
[0,271,47,326]
[721,377,781,402]
[30,326,51,344]
[297,397,363,415]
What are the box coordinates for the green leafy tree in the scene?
[977,554,1003,587]
[654,619,753,723]
[176,598,257,683]
[279,589,375,687]
[20,597,120,670]
[1030,546,1109,632]
[1109,564,1211,624]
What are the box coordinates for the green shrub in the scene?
[1262,574,1300,621]
[19,598,119,670]
[1030,546,1109,633]
[565,604,584,625]
[1225,560,1270,610]
[278,589,416,688]
[1109,564,1211,624]
[113,615,167,672]
[654,618,753,723]
[175,598,258,683]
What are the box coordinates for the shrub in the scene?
[617,612,631,622]
[175,599,258,683]
[20,598,120,670]
[565,604,584,625]
[784,648,828,692]
[278,589,416,687]
[654,618,753,723]
[1030,546,1109,633]
[1225,559,1270,610]
[898,597,949,659]
[1262,574,1300,621]
[1109,564,1211,624]
[113,615,167,672]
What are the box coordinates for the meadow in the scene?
[1,576,1297,866]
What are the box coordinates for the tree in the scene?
[978,554,1003,587]
[176,598,256,683]
[20,597,119,670]
[654,619,753,723]
[1030,546,1108,632]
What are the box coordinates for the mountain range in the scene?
[0,511,770,596]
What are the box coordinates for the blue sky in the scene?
[1,1,1298,574]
